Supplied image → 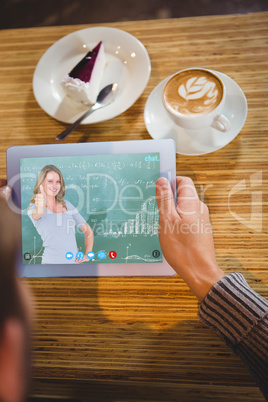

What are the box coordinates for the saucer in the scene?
[144,71,247,155]
[33,27,151,124]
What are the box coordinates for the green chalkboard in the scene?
[20,153,162,264]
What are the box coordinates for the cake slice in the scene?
[63,41,106,105]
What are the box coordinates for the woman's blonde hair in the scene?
[30,165,66,207]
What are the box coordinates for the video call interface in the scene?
[20,152,162,265]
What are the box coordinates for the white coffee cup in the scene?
[162,68,231,132]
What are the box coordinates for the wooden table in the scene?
[1,11,268,401]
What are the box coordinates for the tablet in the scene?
[6,139,176,277]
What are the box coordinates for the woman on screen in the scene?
[27,165,93,264]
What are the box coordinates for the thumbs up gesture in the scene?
[34,184,47,218]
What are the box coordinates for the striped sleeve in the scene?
[198,272,268,400]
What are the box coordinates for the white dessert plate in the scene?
[33,27,151,124]
[144,71,247,155]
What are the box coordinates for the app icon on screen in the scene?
[76,251,84,260]
[109,251,117,259]
[65,252,73,260]
[152,250,160,258]
[87,251,95,260]
[24,252,32,261]
[97,251,106,260]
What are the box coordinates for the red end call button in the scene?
[109,251,117,259]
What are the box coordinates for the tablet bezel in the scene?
[7,139,176,277]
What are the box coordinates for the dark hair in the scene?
[0,198,26,337]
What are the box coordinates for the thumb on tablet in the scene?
[0,185,12,201]
[156,177,176,219]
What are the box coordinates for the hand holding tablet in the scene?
[6,139,176,277]
[156,176,225,301]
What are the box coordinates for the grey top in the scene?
[198,272,268,400]
[27,200,86,264]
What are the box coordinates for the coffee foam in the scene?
[163,69,223,117]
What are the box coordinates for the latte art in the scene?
[163,69,223,116]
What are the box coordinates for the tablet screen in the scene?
[20,152,162,265]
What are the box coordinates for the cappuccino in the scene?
[163,69,223,117]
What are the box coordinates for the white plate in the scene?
[144,71,247,155]
[33,27,151,124]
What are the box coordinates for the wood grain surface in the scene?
[0,11,267,401]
